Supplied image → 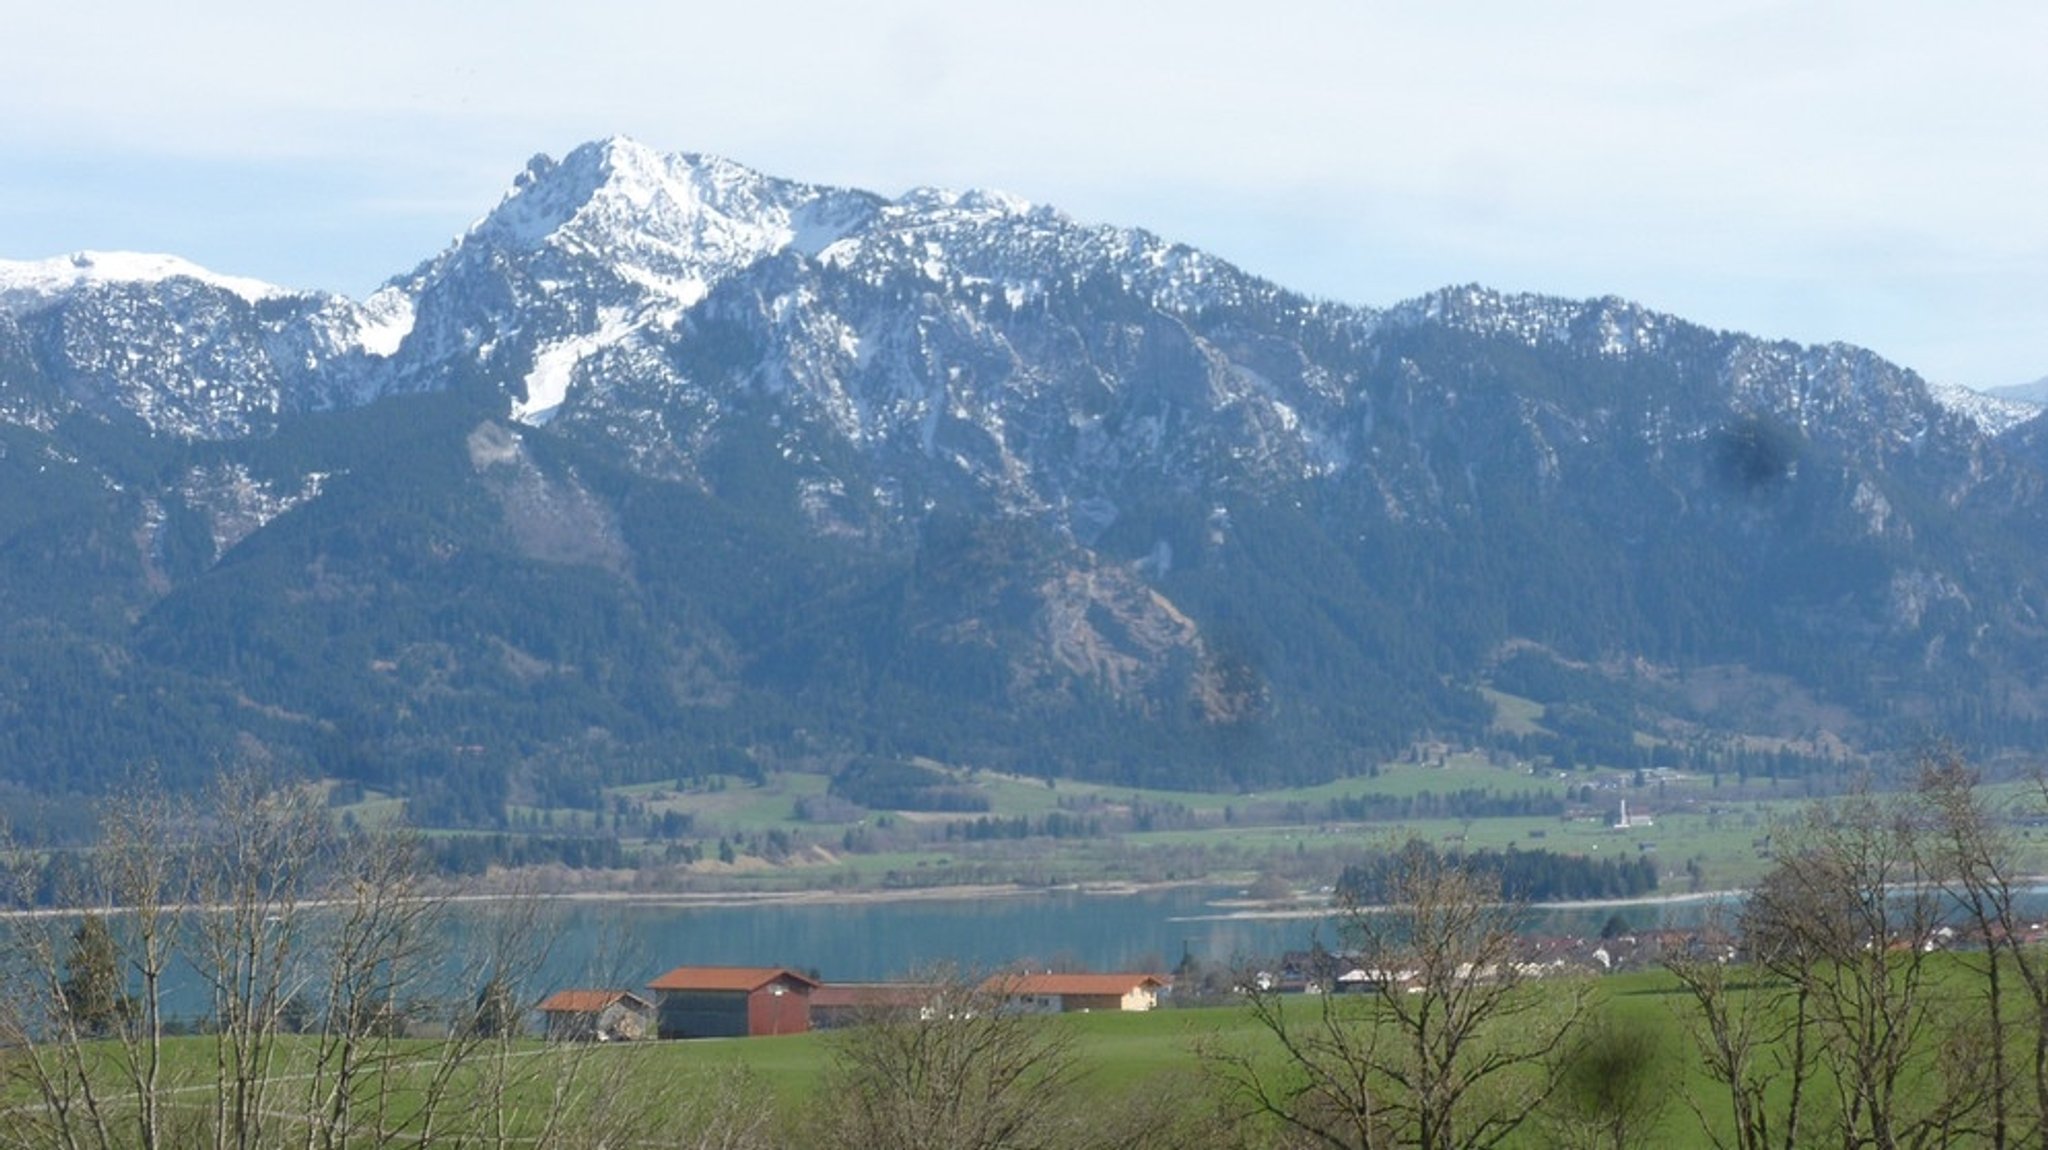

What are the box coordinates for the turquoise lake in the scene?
[520,884,1722,987]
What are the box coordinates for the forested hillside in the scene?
[1,139,2045,827]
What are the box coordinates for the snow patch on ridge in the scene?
[0,251,289,308]
[514,309,635,425]
[353,286,416,357]
[611,262,708,309]
[1928,381,2040,436]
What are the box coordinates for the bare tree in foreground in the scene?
[1663,904,1809,1150]
[819,965,1081,1150]
[1673,783,1990,1150]
[0,766,762,1150]
[190,769,328,1150]
[0,769,640,1150]
[1208,840,1587,1150]
[648,1064,785,1150]
[1914,747,2048,1150]
[1540,1007,1674,1150]
[0,776,189,1150]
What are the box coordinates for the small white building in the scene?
[1613,800,1654,830]
[1335,967,1418,993]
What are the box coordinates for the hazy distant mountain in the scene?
[2,137,2046,815]
[1987,376,2048,405]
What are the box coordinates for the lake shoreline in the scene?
[449,876,1226,911]
[1177,886,1743,922]
[449,877,1752,922]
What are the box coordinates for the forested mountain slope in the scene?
[1,137,2043,819]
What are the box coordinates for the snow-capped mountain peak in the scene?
[450,136,880,302]
[0,251,290,310]
[382,139,900,425]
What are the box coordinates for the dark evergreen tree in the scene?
[60,913,129,1038]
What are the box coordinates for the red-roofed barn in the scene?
[537,989,654,1042]
[646,966,819,1039]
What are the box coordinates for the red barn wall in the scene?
[746,982,811,1035]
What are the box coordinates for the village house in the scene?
[536,989,655,1042]
[647,965,818,1039]
[1612,799,1654,830]
[981,972,1169,1013]
[806,982,943,1029]
[1334,966,1419,993]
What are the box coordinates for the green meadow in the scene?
[576,961,2029,1148]
[420,747,1829,899]
[18,963,1997,1149]
[322,675,1943,903]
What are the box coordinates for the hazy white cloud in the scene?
[5,0,2044,386]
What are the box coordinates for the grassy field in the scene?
[325,724,1910,905]
[314,666,2048,906]
[12,958,2018,1150]
[600,965,2002,1148]
[536,754,1818,896]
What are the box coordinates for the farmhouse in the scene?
[981,972,1169,1013]
[806,982,941,1029]
[536,989,654,1042]
[647,965,818,1038]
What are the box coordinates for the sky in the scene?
[5,1,2044,390]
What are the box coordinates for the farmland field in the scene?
[14,963,2000,1150]
[411,751,1835,901]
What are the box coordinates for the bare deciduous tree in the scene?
[1540,1008,1674,1150]
[0,769,638,1150]
[645,1064,785,1150]
[1664,905,1809,1150]
[1069,1067,1248,1150]
[1914,747,2048,1150]
[1736,786,1987,1150]
[0,775,189,1150]
[290,820,449,1150]
[192,768,328,1150]
[1204,971,1395,1150]
[820,964,1080,1150]
[1209,840,1586,1150]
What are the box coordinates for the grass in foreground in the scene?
[8,961,2017,1150]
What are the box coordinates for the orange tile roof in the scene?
[537,989,650,1014]
[980,972,1168,997]
[647,965,821,992]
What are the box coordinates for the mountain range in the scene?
[2,137,2044,822]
